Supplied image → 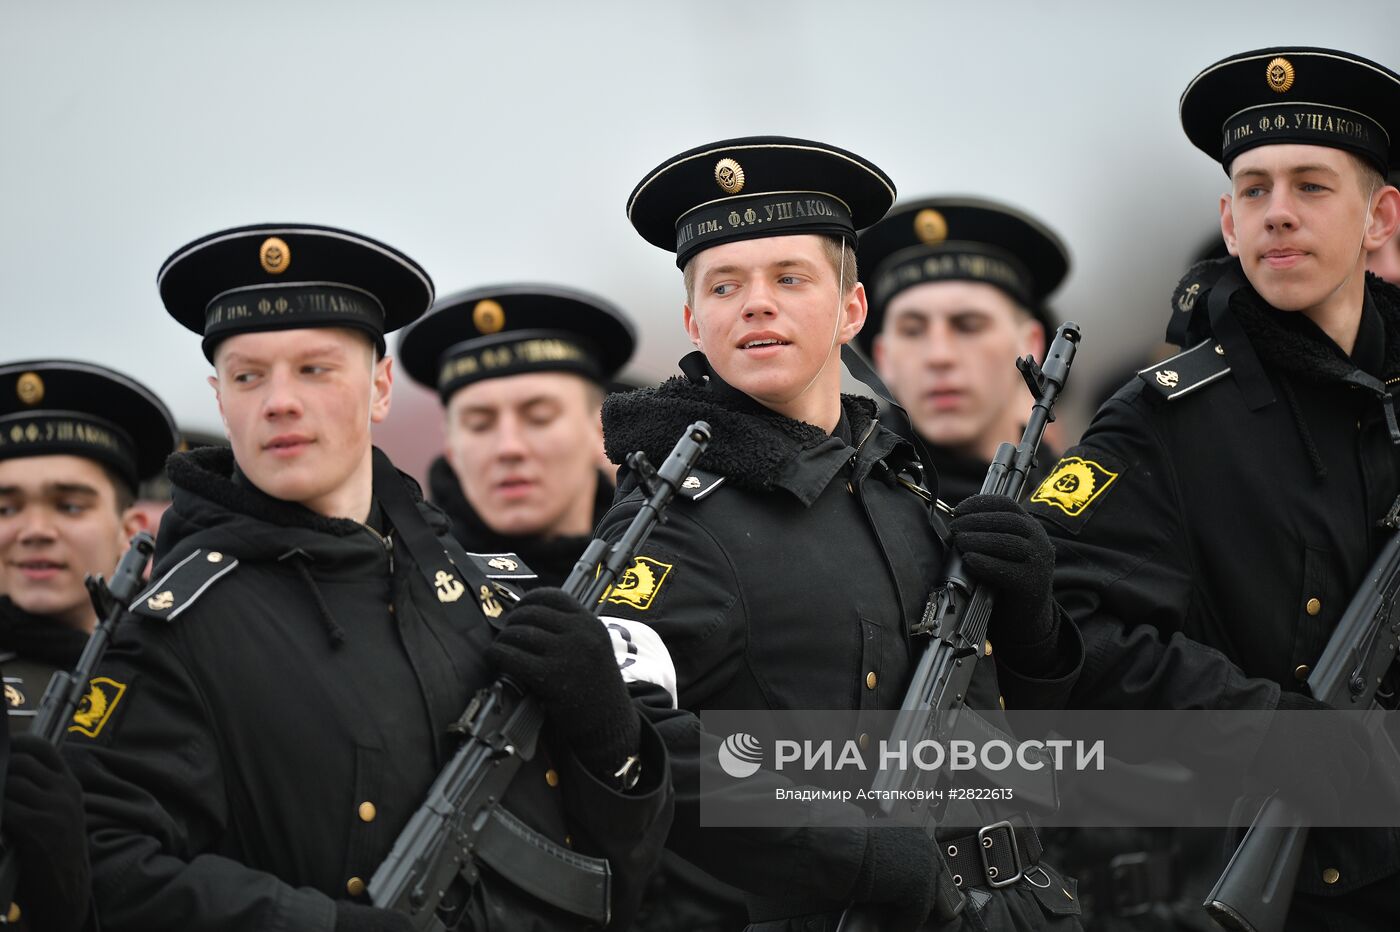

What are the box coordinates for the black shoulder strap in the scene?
[132,549,241,622]
[1137,339,1233,402]
[371,448,513,626]
[841,345,940,480]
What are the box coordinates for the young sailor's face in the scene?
[444,370,604,539]
[683,235,866,422]
[874,279,1043,456]
[1221,144,1378,314]
[210,328,391,517]
[0,454,129,632]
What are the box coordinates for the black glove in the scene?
[334,901,418,932]
[4,734,92,932]
[1250,692,1372,821]
[486,588,641,783]
[852,827,962,932]
[949,494,1059,665]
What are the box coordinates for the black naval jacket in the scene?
[594,358,1084,928]
[429,446,750,932]
[428,456,751,932]
[0,596,88,728]
[1,597,97,932]
[427,455,614,588]
[1028,264,1400,913]
[65,446,671,932]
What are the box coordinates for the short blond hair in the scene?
[682,235,858,303]
[1351,153,1386,198]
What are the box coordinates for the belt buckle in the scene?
[977,820,1022,889]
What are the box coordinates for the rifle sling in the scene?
[371,448,507,628]
[476,805,611,925]
[841,344,939,477]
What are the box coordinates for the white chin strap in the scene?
[1326,189,1376,307]
[786,238,848,407]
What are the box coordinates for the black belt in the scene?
[745,822,1045,925]
[941,821,1043,890]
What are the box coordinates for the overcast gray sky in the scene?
[4,0,1397,474]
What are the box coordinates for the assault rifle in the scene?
[0,530,156,915]
[369,421,712,931]
[837,322,1081,931]
[1205,495,1400,932]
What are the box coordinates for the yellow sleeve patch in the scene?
[68,676,127,739]
[601,556,673,611]
[1030,457,1119,517]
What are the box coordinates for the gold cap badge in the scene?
[1266,57,1295,94]
[714,158,745,195]
[259,236,291,275]
[914,209,948,245]
[473,299,506,334]
[15,372,43,406]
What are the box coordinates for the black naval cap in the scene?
[0,360,178,491]
[397,284,636,404]
[158,223,435,361]
[627,135,896,269]
[855,197,1068,355]
[1180,47,1400,174]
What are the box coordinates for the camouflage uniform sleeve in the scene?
[1026,392,1280,713]
[62,618,336,932]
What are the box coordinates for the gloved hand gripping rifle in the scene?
[368,422,711,931]
[837,322,1081,930]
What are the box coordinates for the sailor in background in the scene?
[855,197,1068,506]
[397,284,635,586]
[0,359,176,932]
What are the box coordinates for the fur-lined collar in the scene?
[1170,261,1400,478]
[161,445,445,561]
[1174,259,1400,386]
[602,354,891,504]
[168,446,369,537]
[1230,273,1400,386]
